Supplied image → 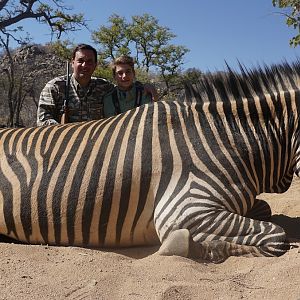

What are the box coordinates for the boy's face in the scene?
[114,64,135,91]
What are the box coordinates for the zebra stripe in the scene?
[0,61,300,262]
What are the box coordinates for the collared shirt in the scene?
[37,74,115,126]
[102,82,152,118]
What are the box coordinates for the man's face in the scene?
[114,64,135,91]
[72,49,97,84]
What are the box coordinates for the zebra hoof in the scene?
[157,229,190,258]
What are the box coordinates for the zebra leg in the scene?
[245,199,272,221]
[157,229,234,263]
[157,229,223,262]
[157,210,289,263]
[157,229,247,263]
[157,229,191,257]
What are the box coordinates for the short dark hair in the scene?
[72,44,97,63]
[111,55,135,76]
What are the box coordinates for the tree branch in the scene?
[0,0,9,11]
[0,0,85,37]
[0,10,45,29]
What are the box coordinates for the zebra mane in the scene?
[184,60,300,103]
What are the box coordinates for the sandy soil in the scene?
[1,178,300,300]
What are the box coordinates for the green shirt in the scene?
[103,82,152,118]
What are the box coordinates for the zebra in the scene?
[0,61,300,262]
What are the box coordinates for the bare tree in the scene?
[0,0,85,38]
[0,32,31,126]
[0,0,86,127]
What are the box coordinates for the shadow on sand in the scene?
[0,214,299,257]
[271,214,300,243]
[0,234,22,244]
[0,234,159,259]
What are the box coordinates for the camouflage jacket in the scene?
[37,74,115,126]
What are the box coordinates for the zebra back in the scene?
[184,60,300,104]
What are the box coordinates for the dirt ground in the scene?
[1,178,300,300]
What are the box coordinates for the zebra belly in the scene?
[0,187,159,247]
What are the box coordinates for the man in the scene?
[103,55,158,117]
[37,44,157,126]
[37,44,114,126]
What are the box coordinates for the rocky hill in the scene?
[0,44,66,127]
